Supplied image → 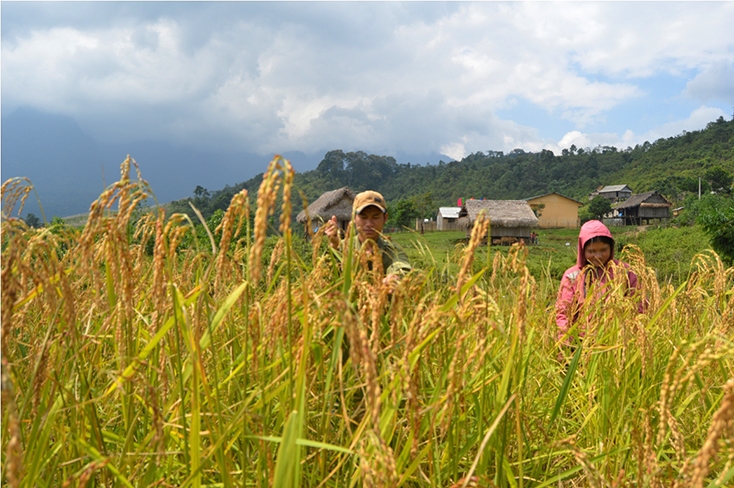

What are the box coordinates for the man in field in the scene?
[324,190,411,285]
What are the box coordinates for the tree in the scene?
[194,185,210,200]
[24,212,41,228]
[697,194,734,264]
[389,199,419,229]
[50,216,66,227]
[532,203,545,218]
[587,196,612,221]
[410,191,434,220]
[704,166,732,194]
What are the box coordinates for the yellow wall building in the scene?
[525,192,583,228]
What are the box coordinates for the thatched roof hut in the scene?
[458,199,539,242]
[296,187,355,232]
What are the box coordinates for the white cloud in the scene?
[685,61,734,104]
[2,2,733,157]
[439,140,467,162]
[639,106,729,143]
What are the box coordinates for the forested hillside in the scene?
[168,115,734,220]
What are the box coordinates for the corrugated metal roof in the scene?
[599,185,632,192]
[437,207,461,219]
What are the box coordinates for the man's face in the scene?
[354,206,387,242]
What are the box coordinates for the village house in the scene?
[296,187,355,234]
[589,185,633,203]
[436,207,462,230]
[524,192,584,228]
[612,190,672,225]
[457,199,539,244]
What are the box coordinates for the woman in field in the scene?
[555,219,642,343]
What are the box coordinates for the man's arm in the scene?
[324,215,340,250]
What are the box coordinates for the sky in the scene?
[2,1,734,163]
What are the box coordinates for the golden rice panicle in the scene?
[621,243,660,310]
[341,297,382,431]
[507,237,529,273]
[1,248,19,360]
[78,157,153,278]
[249,157,282,284]
[689,250,734,300]
[131,211,156,271]
[116,156,152,231]
[163,213,192,263]
[682,379,734,488]
[355,238,383,280]
[362,319,382,432]
[277,156,294,235]
[299,189,325,266]
[148,383,165,457]
[358,431,399,488]
[633,410,660,485]
[1,176,34,220]
[2,356,23,488]
[399,297,429,456]
[369,280,390,357]
[215,188,249,290]
[456,212,488,299]
[266,239,284,288]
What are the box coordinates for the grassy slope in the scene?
[389,224,712,286]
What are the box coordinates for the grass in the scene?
[391,223,710,287]
[2,157,734,487]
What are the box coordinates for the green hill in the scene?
[167,115,734,220]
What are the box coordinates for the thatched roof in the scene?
[459,200,539,227]
[296,187,355,224]
[613,191,671,210]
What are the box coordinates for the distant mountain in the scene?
[1,107,284,218]
[1,107,451,220]
[2,107,105,219]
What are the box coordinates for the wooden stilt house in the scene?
[612,190,672,225]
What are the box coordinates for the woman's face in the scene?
[584,241,612,268]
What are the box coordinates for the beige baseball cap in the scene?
[353,190,387,214]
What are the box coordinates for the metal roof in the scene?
[598,185,632,192]
[437,207,461,219]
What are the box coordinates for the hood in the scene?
[577,220,614,268]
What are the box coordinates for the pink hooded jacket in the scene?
[555,220,640,340]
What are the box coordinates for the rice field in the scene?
[2,156,733,487]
